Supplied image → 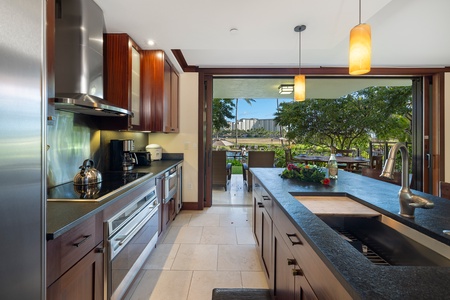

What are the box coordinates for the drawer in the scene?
[47,213,103,286]
[261,187,273,217]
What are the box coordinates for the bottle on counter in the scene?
[328,147,338,179]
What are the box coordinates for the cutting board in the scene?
[294,196,381,217]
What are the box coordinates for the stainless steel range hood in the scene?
[53,0,132,117]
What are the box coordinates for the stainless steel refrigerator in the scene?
[0,0,46,299]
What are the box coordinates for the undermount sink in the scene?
[293,194,450,267]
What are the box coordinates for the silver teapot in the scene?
[73,159,102,186]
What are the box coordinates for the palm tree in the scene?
[235,98,255,144]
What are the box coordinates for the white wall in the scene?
[445,73,450,182]
[148,73,199,202]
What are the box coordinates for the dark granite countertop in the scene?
[251,168,450,300]
[47,159,182,240]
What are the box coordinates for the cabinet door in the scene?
[163,60,179,133]
[169,68,179,132]
[130,46,141,128]
[253,194,263,247]
[273,226,295,300]
[261,208,272,278]
[295,275,318,300]
[104,33,142,130]
[47,243,104,300]
[141,50,164,132]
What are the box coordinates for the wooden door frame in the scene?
[195,67,450,209]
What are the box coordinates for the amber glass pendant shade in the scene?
[349,23,371,75]
[294,75,306,101]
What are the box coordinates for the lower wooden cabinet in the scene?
[47,242,104,300]
[261,208,272,277]
[161,195,177,233]
[252,175,352,300]
[47,213,104,300]
[253,179,273,283]
[273,226,317,300]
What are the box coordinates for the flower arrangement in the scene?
[281,163,330,185]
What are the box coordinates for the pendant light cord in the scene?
[359,0,362,24]
[298,30,301,75]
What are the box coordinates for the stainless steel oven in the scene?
[105,185,159,300]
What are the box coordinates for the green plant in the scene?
[280,163,328,184]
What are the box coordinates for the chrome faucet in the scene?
[380,142,434,218]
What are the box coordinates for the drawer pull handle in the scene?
[286,233,302,245]
[262,196,271,201]
[287,258,297,265]
[292,268,303,276]
[73,234,92,247]
[257,202,264,208]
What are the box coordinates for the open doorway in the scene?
[201,75,427,208]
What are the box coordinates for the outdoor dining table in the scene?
[293,155,369,171]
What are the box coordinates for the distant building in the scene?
[228,118,284,132]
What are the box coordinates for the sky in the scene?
[228,98,292,121]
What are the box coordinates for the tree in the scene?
[212,98,235,138]
[274,86,412,150]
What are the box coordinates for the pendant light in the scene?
[294,25,306,101]
[349,0,371,75]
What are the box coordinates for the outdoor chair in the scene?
[212,151,232,191]
[336,149,356,157]
[361,168,402,186]
[439,181,450,200]
[243,151,275,192]
[370,155,384,170]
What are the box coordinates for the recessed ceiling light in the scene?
[147,40,155,46]
[229,28,239,35]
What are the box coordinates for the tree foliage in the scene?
[274,86,412,150]
[212,98,235,137]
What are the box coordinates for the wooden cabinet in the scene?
[47,213,104,300]
[252,178,273,285]
[272,200,352,300]
[273,225,317,300]
[104,33,142,130]
[252,175,352,300]
[47,242,104,300]
[141,50,179,133]
[164,59,179,132]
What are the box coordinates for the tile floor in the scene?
[124,175,267,300]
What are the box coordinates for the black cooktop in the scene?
[47,172,151,201]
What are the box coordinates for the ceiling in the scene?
[94,0,450,71]
[212,77,412,99]
[93,0,447,99]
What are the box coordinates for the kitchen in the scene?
[2,0,450,299]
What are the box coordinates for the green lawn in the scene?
[232,165,243,174]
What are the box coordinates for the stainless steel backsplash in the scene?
[47,111,148,188]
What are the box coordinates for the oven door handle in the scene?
[167,172,178,180]
[116,205,158,247]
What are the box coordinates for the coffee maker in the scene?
[110,139,137,171]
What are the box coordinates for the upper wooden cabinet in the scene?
[142,50,179,133]
[104,33,142,130]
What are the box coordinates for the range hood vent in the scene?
[53,0,132,117]
[54,94,132,116]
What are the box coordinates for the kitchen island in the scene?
[251,168,450,300]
